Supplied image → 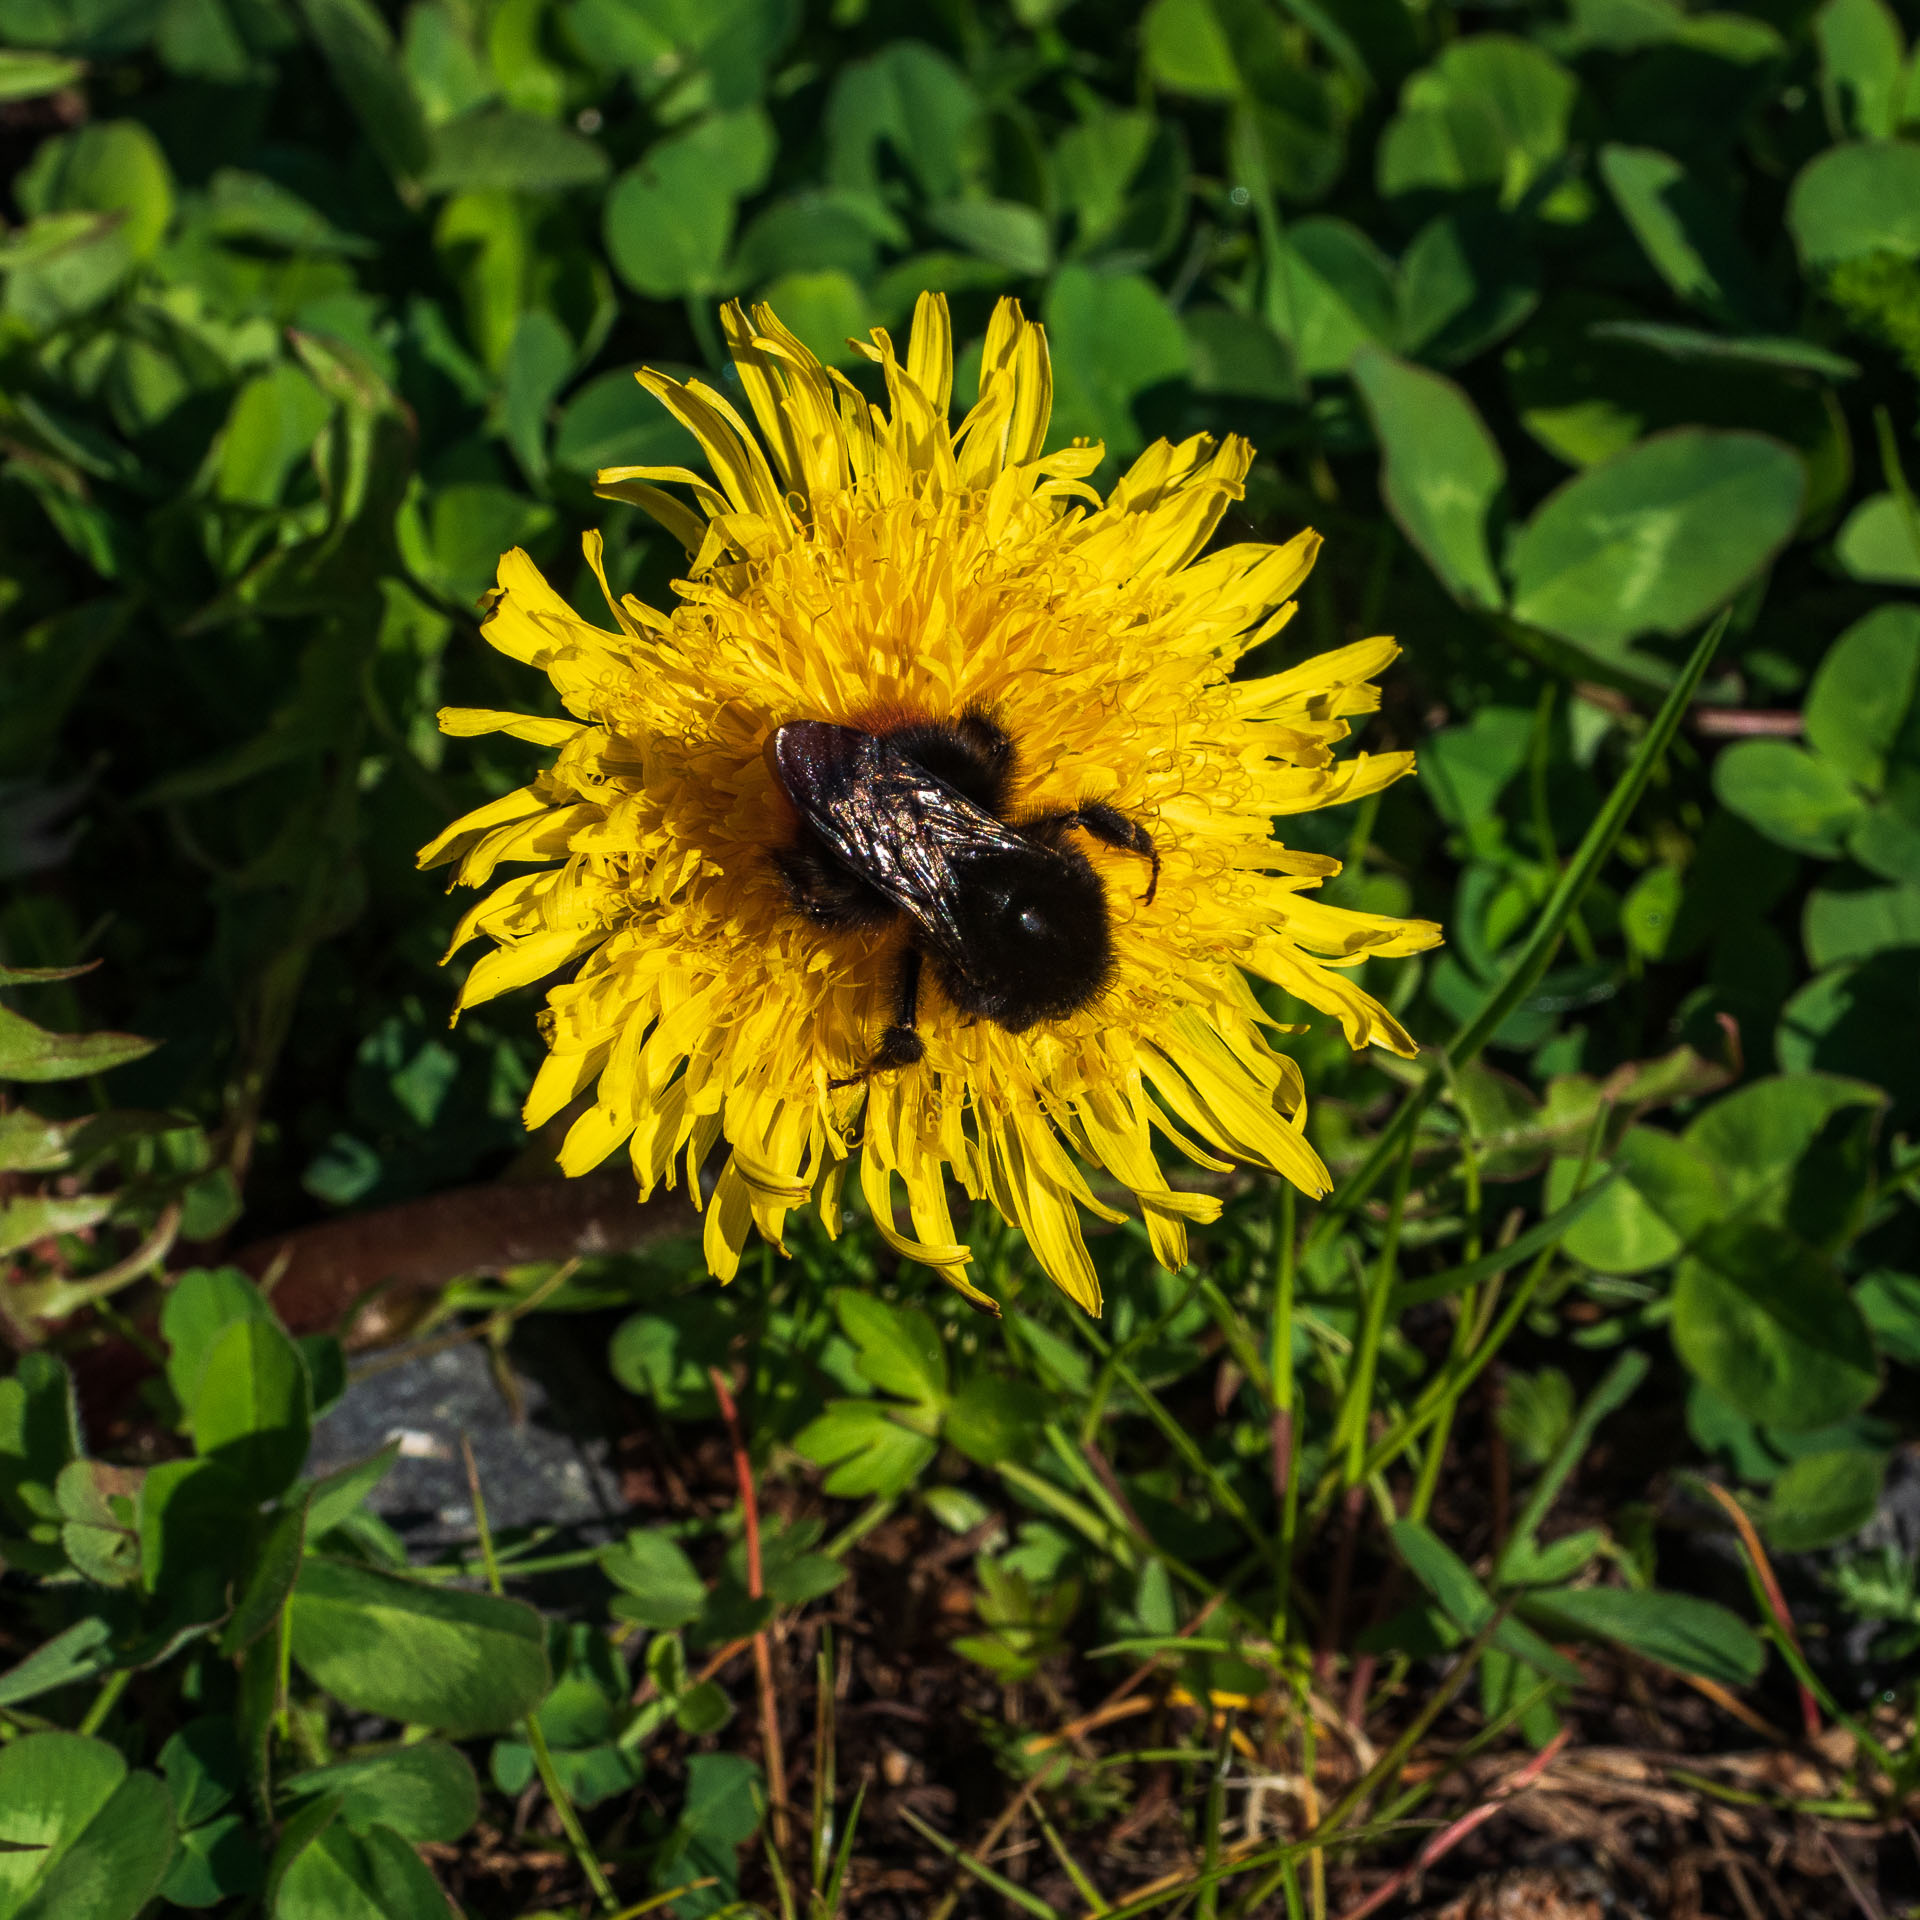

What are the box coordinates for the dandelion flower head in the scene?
[419,294,1442,1313]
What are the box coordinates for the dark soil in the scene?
[313,1313,1919,1919]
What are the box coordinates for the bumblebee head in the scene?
[937,845,1113,1032]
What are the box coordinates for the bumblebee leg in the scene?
[774,841,891,926]
[874,945,926,1068]
[830,947,926,1087]
[1048,801,1160,904]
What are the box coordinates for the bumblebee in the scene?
[767,708,1158,1080]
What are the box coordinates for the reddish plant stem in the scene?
[630,1636,751,1711]
[1572,683,1804,739]
[1082,1437,1152,1541]
[1343,1563,1403,1729]
[1705,1483,1821,1742]
[1691,709,1805,738]
[708,1365,789,1854]
[1332,1727,1571,1920]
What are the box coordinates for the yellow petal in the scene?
[418,289,1442,1317]
[416,785,545,870]
[437,709,585,746]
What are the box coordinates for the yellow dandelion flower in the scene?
[418,293,1442,1315]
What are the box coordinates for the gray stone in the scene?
[306,1336,626,1549]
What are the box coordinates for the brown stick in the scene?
[1571,684,1804,739]
[1690,710,1804,738]
[232,1170,697,1338]
[1081,1437,1152,1542]
[1819,1828,1890,1920]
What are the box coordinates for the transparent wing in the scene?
[769,722,1025,963]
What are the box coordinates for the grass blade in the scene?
[897,1805,1063,1920]
[1495,1349,1648,1581]
[462,1436,617,1914]
[1390,1172,1618,1309]
[1312,607,1731,1252]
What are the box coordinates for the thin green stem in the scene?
[411,1545,605,1582]
[1198,1278,1273,1404]
[1198,1720,1230,1920]
[1310,1608,1509,1840]
[77,1667,129,1737]
[821,1496,895,1561]
[1305,1228,1561,1528]
[1406,1313,1468,1524]
[1343,789,1382,875]
[1298,1668,1324,1920]
[1528,682,1557,866]
[1269,1181,1298,1408]
[608,1882,721,1920]
[1048,1425,1141,1543]
[1374,1675,1560,1828]
[997,1460,1139,1569]
[1334,1129,1416,1488]
[1528,685,1595,963]
[522,1717,616,1910]
[464,1437,617,1914]
[1112,1352,1280,1571]
[1271,1182,1300,1648]
[1307,609,1730,1260]
[1495,1349,1648,1579]
[1077,1271,1206,1447]
[1032,1800,1109,1915]
[1409,1110,1483,1523]
[1348,1101,1609,1518]
[685,296,726,373]
[1351,1243,1560,1501]
[897,1806,1061,1920]
[276,1606,293,1747]
[1876,404,1920,560]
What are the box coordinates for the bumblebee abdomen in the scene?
[936,846,1114,1031]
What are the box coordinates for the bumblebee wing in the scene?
[769,722,1024,959]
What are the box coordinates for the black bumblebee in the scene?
[767,708,1158,1081]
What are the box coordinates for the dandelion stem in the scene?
[1334,1128,1416,1490]
[1270,1181,1299,1649]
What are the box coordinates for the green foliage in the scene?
[0,1732,176,1920]
[953,1554,1082,1681]
[1507,431,1804,670]
[288,1558,552,1736]
[5,0,1920,1903]
[279,1743,481,1844]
